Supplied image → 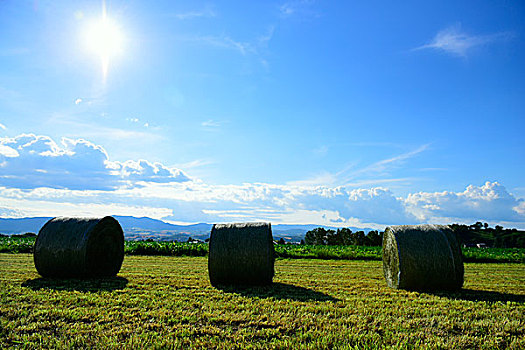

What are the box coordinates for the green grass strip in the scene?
[1,237,523,263]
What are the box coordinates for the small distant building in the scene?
[463,243,489,248]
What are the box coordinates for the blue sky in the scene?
[1,0,524,228]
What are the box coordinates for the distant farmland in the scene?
[1,236,524,263]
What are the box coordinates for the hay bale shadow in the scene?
[427,288,524,304]
[215,282,340,302]
[22,276,128,292]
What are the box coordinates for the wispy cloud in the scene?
[73,97,99,106]
[48,113,162,142]
[292,144,430,187]
[354,144,429,176]
[279,0,317,18]
[176,25,273,67]
[175,159,216,170]
[126,117,150,128]
[168,6,216,20]
[201,119,223,128]
[312,145,328,157]
[279,3,296,16]
[215,36,255,55]
[258,26,275,46]
[287,171,339,187]
[413,24,512,57]
[0,123,6,130]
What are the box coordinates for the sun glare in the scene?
[84,10,123,81]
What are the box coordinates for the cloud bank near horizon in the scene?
[1,134,523,229]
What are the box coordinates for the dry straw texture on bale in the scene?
[382,224,464,291]
[208,222,275,286]
[34,216,124,278]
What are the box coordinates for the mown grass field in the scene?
[1,254,524,349]
[1,237,524,263]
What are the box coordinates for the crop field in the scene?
[1,237,524,263]
[1,254,524,349]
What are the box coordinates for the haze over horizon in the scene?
[0,1,524,229]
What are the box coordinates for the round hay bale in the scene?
[208,222,274,286]
[34,217,124,278]
[382,224,464,291]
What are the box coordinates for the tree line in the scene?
[302,222,524,248]
[449,222,524,248]
[304,228,383,246]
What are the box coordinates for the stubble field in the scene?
[1,254,524,349]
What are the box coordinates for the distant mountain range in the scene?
[0,216,374,242]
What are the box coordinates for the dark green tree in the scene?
[337,228,353,245]
[366,230,382,246]
[305,228,330,245]
[353,231,366,245]
[325,229,339,245]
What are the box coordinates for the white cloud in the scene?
[111,159,189,184]
[0,123,6,130]
[0,134,190,190]
[73,97,99,106]
[405,181,524,223]
[110,182,414,226]
[0,134,523,228]
[0,181,416,227]
[515,201,525,216]
[294,186,418,225]
[0,193,173,220]
[0,175,523,228]
[0,144,19,158]
[413,24,512,57]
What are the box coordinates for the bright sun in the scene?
[84,9,123,80]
